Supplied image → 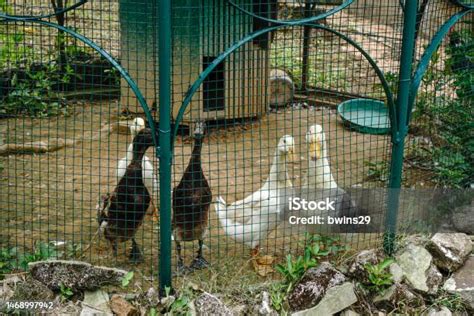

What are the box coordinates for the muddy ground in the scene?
[0,99,394,277]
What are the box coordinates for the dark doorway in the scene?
[203,56,225,112]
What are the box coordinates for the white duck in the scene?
[296,124,361,234]
[215,135,296,255]
[303,124,338,189]
[117,117,159,221]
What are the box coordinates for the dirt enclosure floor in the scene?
[0,100,391,277]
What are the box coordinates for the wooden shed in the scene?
[119,0,276,124]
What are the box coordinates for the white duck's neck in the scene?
[125,143,134,161]
[125,129,139,161]
[264,149,292,189]
[306,144,338,189]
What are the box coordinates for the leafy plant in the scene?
[408,29,473,188]
[275,252,317,292]
[303,233,349,261]
[121,271,134,288]
[427,291,468,313]
[275,234,348,295]
[65,243,82,259]
[269,283,286,312]
[363,258,394,293]
[59,283,74,301]
[19,241,57,270]
[169,288,193,316]
[2,63,70,117]
[365,160,390,183]
[0,247,20,277]
[270,234,349,313]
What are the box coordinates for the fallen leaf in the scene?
[252,255,275,277]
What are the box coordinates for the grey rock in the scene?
[11,277,55,302]
[422,306,453,316]
[146,287,160,306]
[443,256,474,310]
[427,233,472,272]
[347,249,384,282]
[29,260,127,291]
[373,284,419,309]
[291,282,357,316]
[396,244,442,294]
[80,290,112,316]
[389,262,404,284]
[49,299,83,315]
[340,310,360,316]
[426,264,443,294]
[194,292,232,316]
[0,275,22,303]
[231,304,248,315]
[373,285,397,304]
[452,203,474,235]
[288,262,346,311]
[254,291,277,316]
[160,295,176,310]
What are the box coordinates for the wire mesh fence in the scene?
[0,0,472,287]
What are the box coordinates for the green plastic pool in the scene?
[337,99,391,135]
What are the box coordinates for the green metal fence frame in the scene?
[1,0,472,292]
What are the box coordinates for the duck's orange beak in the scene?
[309,140,322,161]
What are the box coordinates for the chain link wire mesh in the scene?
[0,0,472,283]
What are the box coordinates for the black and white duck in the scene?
[97,127,157,263]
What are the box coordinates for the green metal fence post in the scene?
[158,0,173,293]
[384,0,418,255]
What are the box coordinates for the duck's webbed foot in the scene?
[129,239,143,264]
[173,241,192,276]
[190,240,209,270]
[174,261,192,276]
[190,255,209,270]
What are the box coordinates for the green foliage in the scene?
[271,234,349,312]
[19,241,57,270]
[269,283,286,312]
[0,247,20,278]
[0,1,33,68]
[121,271,134,288]
[365,160,390,183]
[275,252,317,292]
[0,0,12,13]
[0,33,34,69]
[363,258,394,293]
[270,40,349,91]
[0,242,57,276]
[384,71,399,95]
[59,283,74,301]
[303,233,349,260]
[169,288,193,316]
[409,30,473,187]
[428,291,468,313]
[1,63,70,117]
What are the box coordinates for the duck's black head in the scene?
[132,128,157,158]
